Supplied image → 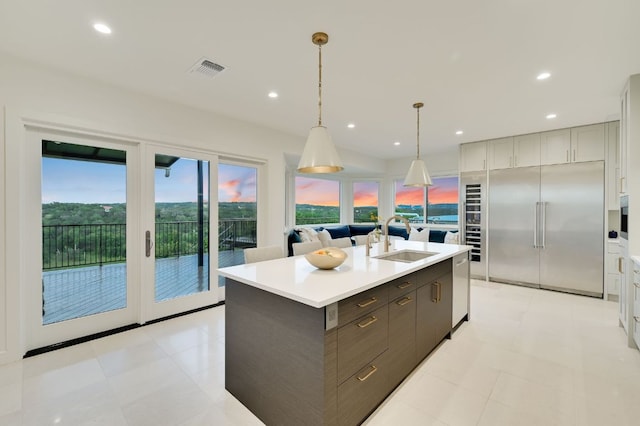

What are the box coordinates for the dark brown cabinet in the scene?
[387,289,416,387]
[416,268,453,361]
[337,304,389,384]
[226,258,458,426]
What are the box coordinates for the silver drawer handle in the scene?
[357,316,378,328]
[357,365,378,382]
[635,316,640,323]
[634,282,640,288]
[357,297,378,308]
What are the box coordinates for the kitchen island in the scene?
[218,240,471,426]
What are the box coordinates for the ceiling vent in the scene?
[189,57,226,78]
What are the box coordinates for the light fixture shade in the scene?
[297,126,344,173]
[403,159,432,186]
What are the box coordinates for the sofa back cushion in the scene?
[348,224,376,236]
[324,225,351,239]
[386,226,410,240]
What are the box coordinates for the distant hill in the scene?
[42,201,257,225]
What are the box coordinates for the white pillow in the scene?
[317,229,332,247]
[409,229,429,242]
[297,227,319,243]
[444,231,459,244]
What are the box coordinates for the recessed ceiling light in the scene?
[347,123,355,129]
[546,113,557,119]
[93,23,112,34]
[537,72,551,80]
[455,130,464,135]
[393,141,401,146]
[268,91,278,98]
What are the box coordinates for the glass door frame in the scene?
[141,144,219,323]
[24,128,141,351]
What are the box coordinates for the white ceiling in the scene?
[1,0,639,160]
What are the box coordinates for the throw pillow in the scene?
[317,229,332,247]
[297,227,319,243]
[444,231,459,244]
[408,229,429,242]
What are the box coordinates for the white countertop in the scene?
[218,240,472,308]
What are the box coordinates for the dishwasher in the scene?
[452,251,470,328]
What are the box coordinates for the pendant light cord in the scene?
[318,43,323,126]
[416,105,420,159]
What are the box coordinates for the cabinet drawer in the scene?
[387,273,418,301]
[337,350,389,426]
[337,305,389,384]
[338,286,388,326]
[414,259,451,288]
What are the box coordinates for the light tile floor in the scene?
[2,279,640,425]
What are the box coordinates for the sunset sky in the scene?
[295,177,340,206]
[42,155,257,204]
[395,176,458,206]
[295,176,458,208]
[42,150,455,208]
[353,181,379,207]
[218,163,257,203]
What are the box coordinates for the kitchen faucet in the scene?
[384,215,411,252]
[365,232,374,257]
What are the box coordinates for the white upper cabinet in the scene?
[540,125,605,165]
[513,133,541,167]
[488,135,539,170]
[460,141,487,172]
[488,137,514,170]
[540,129,571,165]
[571,123,605,163]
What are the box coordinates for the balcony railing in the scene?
[42,219,256,270]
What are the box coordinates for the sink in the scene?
[373,250,437,263]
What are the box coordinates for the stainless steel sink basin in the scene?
[373,250,437,263]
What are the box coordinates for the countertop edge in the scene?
[219,243,472,308]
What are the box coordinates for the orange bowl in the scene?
[304,247,348,269]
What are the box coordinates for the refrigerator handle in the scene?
[541,202,547,248]
[534,202,539,248]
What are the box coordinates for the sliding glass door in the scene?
[25,130,259,350]
[142,146,219,321]
[26,130,139,349]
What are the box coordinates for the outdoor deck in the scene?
[42,249,245,324]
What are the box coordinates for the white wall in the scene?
[0,53,388,364]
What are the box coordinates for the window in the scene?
[295,176,340,225]
[353,181,379,223]
[427,176,459,224]
[394,176,459,224]
[394,180,424,223]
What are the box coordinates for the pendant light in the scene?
[297,32,344,173]
[403,102,432,186]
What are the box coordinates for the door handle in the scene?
[540,202,547,248]
[534,202,539,248]
[431,282,441,303]
[145,230,153,257]
[619,257,624,274]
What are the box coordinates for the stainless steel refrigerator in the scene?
[488,161,604,297]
